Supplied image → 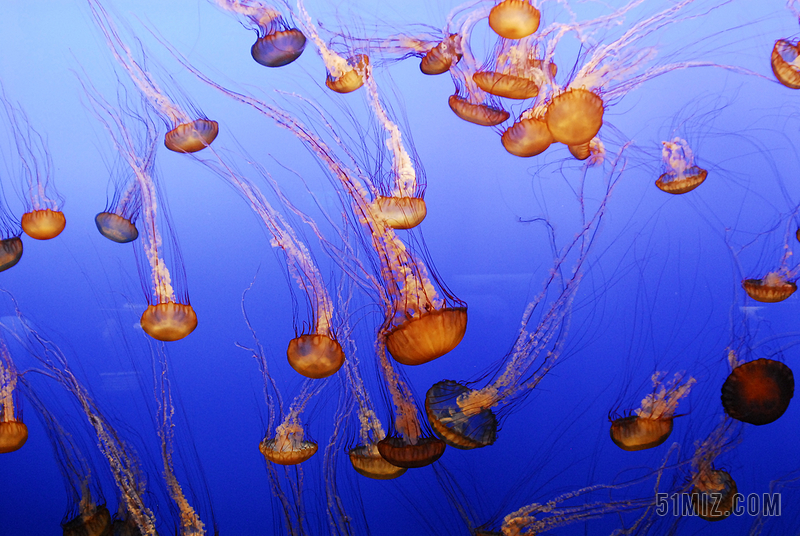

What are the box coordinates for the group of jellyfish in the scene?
[0,0,798,534]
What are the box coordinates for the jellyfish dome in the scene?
[721,358,794,425]
[655,139,708,194]
[374,196,427,229]
[419,34,462,75]
[691,469,737,522]
[377,435,446,468]
[384,307,467,366]
[252,28,307,67]
[609,415,673,451]
[544,89,604,146]
[488,0,541,40]
[771,39,800,89]
[325,54,370,94]
[286,334,345,379]
[62,504,112,536]
[501,116,553,157]
[448,95,510,127]
[259,422,318,465]
[425,380,498,449]
[348,445,407,480]
[164,118,219,153]
[21,208,66,240]
[95,212,138,243]
[0,421,27,454]
[473,71,539,100]
[742,273,797,303]
[0,237,23,273]
[140,303,198,342]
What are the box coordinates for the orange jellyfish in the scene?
[0,89,66,241]
[771,39,800,89]
[501,105,553,157]
[473,39,556,100]
[568,136,605,166]
[257,378,319,465]
[426,146,629,449]
[488,0,541,40]
[363,68,428,229]
[295,0,369,93]
[688,420,738,521]
[87,0,219,153]
[0,338,26,454]
[609,372,694,451]
[721,355,794,425]
[419,34,463,75]
[742,271,797,303]
[655,138,708,194]
[215,0,306,67]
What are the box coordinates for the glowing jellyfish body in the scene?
[140,303,198,342]
[325,54,370,93]
[164,119,219,153]
[260,434,318,465]
[488,0,541,39]
[425,380,497,449]
[374,196,427,229]
[420,34,463,75]
[742,272,797,303]
[721,358,794,425]
[691,469,737,521]
[0,421,27,454]
[655,138,707,194]
[771,39,800,89]
[95,212,138,243]
[545,89,604,145]
[21,209,66,240]
[448,95,510,126]
[287,334,345,379]
[473,71,539,99]
[0,237,23,273]
[348,445,407,479]
[0,341,26,453]
[385,307,468,366]
[501,116,552,157]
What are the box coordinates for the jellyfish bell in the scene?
[384,306,468,366]
[473,71,539,100]
[348,444,407,479]
[95,212,138,243]
[163,118,219,153]
[252,27,307,67]
[259,422,318,465]
[544,88,604,146]
[286,333,345,379]
[488,0,541,40]
[448,95,510,126]
[0,237,23,272]
[21,208,66,240]
[374,196,427,229]
[721,358,794,425]
[420,34,463,75]
[771,39,800,89]
[139,302,198,342]
[326,54,370,94]
[501,115,553,157]
[655,138,708,194]
[0,420,27,453]
[609,415,673,451]
[742,272,797,303]
[62,503,113,536]
[425,380,498,449]
[691,469,737,522]
[376,435,446,468]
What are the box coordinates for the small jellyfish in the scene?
[501,106,553,157]
[0,195,22,273]
[0,338,26,454]
[771,39,800,89]
[689,421,738,521]
[721,356,794,425]
[63,495,113,536]
[488,0,541,40]
[215,0,306,67]
[95,167,141,244]
[655,138,708,194]
[87,0,219,153]
[260,418,319,465]
[419,34,463,75]
[609,372,695,451]
[742,271,797,303]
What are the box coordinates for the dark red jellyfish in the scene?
[721,358,794,425]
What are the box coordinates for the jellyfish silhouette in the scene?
[95,163,141,244]
[721,356,794,425]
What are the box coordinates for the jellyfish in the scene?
[425,146,630,449]
[62,488,114,536]
[214,0,307,67]
[721,354,794,426]
[0,185,23,272]
[488,0,541,40]
[655,138,708,194]
[96,168,141,244]
[688,420,739,522]
[742,271,797,303]
[0,87,65,241]
[771,1,800,89]
[259,383,320,465]
[609,372,695,452]
[295,0,369,93]
[0,337,26,454]
[86,0,219,153]
[473,38,555,100]
[500,104,553,157]
[83,83,197,342]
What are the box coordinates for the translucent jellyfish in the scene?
[0,87,65,241]
[87,0,219,153]
[426,147,629,449]
[689,420,739,521]
[215,0,306,67]
[363,69,428,229]
[0,338,26,454]
[771,39,800,89]
[488,0,541,40]
[721,355,794,425]
[62,491,113,536]
[742,271,797,303]
[0,197,22,273]
[95,169,141,244]
[655,138,708,194]
[83,83,196,341]
[473,39,556,100]
[295,0,369,93]
[258,378,319,465]
[609,372,695,451]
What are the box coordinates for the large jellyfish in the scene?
[214,0,307,67]
[86,0,219,153]
[425,146,629,449]
[0,88,65,241]
[84,83,197,342]
[609,372,695,451]
[721,353,794,425]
